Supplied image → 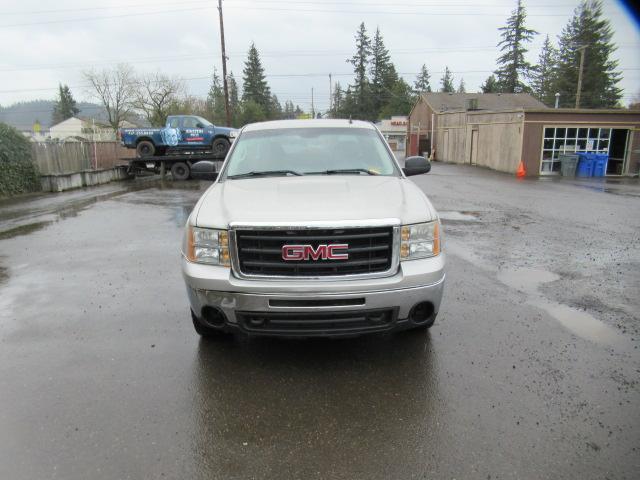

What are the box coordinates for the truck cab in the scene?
[164,115,217,148]
[120,115,237,158]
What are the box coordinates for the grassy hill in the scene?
[0,100,108,131]
[0,101,149,131]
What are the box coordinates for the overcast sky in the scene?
[0,0,638,115]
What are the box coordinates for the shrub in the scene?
[0,123,40,196]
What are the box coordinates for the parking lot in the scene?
[1,163,638,479]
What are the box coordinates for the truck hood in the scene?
[213,126,238,137]
[194,175,437,227]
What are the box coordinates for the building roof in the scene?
[419,92,547,112]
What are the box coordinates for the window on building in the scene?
[541,126,611,174]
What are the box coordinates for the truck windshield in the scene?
[224,127,399,178]
[195,116,213,127]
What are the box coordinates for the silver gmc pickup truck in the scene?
[181,119,444,338]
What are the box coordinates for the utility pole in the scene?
[575,45,587,109]
[329,73,332,117]
[311,87,315,118]
[217,0,231,126]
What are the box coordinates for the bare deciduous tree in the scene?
[133,73,183,126]
[166,95,209,118]
[83,64,136,131]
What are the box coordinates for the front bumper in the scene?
[182,254,445,337]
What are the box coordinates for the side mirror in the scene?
[190,161,218,181]
[402,156,431,176]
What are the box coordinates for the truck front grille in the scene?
[234,226,395,277]
[236,308,397,335]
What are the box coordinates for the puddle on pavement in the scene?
[497,267,623,346]
[530,299,623,345]
[438,211,481,222]
[0,264,7,286]
[446,241,624,346]
[0,221,54,240]
[576,184,640,197]
[497,268,560,294]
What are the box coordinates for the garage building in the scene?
[408,93,640,176]
[407,92,546,159]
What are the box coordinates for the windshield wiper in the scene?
[312,168,379,175]
[227,170,303,179]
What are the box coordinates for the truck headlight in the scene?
[184,226,230,266]
[400,221,441,260]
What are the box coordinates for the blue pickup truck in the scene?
[120,115,237,158]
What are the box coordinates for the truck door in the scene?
[179,116,206,146]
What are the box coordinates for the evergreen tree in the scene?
[242,43,272,116]
[369,27,397,120]
[283,100,296,119]
[440,67,455,92]
[347,22,372,119]
[294,105,304,117]
[238,100,266,126]
[51,84,80,124]
[270,94,282,120]
[529,35,558,106]
[457,78,466,93]
[494,0,537,93]
[228,72,240,127]
[341,86,357,118]
[481,75,499,93]
[331,82,345,117]
[206,68,226,125]
[378,78,414,118]
[552,0,622,108]
[413,64,432,93]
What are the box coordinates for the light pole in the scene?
[217,0,231,126]
[575,45,588,109]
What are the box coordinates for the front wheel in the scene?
[170,162,191,181]
[212,137,230,157]
[136,140,155,158]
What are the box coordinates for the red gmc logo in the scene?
[281,244,349,261]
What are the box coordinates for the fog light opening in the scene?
[248,317,266,327]
[201,306,227,328]
[410,302,435,325]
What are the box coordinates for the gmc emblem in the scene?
[281,244,349,261]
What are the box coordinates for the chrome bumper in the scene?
[182,254,445,336]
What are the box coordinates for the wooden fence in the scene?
[32,142,136,175]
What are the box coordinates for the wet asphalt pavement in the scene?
[0,164,639,479]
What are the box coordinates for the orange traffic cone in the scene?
[516,160,526,178]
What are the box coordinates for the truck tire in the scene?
[136,140,155,158]
[212,137,230,157]
[171,162,191,181]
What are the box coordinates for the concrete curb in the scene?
[40,167,131,192]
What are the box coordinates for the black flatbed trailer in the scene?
[124,152,225,180]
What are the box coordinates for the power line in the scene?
[2,68,639,95]
[1,0,591,17]
[0,2,625,28]
[2,43,638,73]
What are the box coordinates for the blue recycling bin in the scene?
[576,153,594,177]
[592,154,608,177]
